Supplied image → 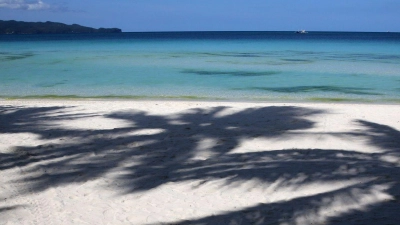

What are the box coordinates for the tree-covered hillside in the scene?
[0,20,122,34]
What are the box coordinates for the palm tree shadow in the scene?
[3,105,323,193]
[107,106,324,193]
[166,119,400,225]
[0,105,96,170]
[1,104,399,224]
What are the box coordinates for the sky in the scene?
[0,0,399,32]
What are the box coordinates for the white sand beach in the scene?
[0,100,399,224]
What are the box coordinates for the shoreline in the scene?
[2,97,400,106]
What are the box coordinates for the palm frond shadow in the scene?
[1,104,399,224]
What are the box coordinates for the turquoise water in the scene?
[1,32,400,102]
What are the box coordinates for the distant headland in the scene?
[0,20,122,34]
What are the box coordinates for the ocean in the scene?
[1,31,400,102]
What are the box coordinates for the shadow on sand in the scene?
[0,104,399,224]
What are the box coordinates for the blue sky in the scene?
[1,0,399,32]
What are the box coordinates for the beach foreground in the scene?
[1,100,399,224]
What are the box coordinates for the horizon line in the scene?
[120,30,399,33]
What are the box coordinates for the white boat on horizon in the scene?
[295,30,308,34]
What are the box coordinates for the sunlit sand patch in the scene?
[168,120,191,125]
[290,184,393,225]
[212,107,243,118]
[111,176,377,224]
[55,116,134,130]
[124,129,166,136]
[192,138,218,161]
[0,133,58,152]
[380,155,400,165]
[233,135,384,154]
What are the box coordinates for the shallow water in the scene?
[1,32,400,102]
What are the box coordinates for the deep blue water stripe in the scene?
[1,31,400,42]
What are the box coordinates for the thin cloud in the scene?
[0,0,51,11]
